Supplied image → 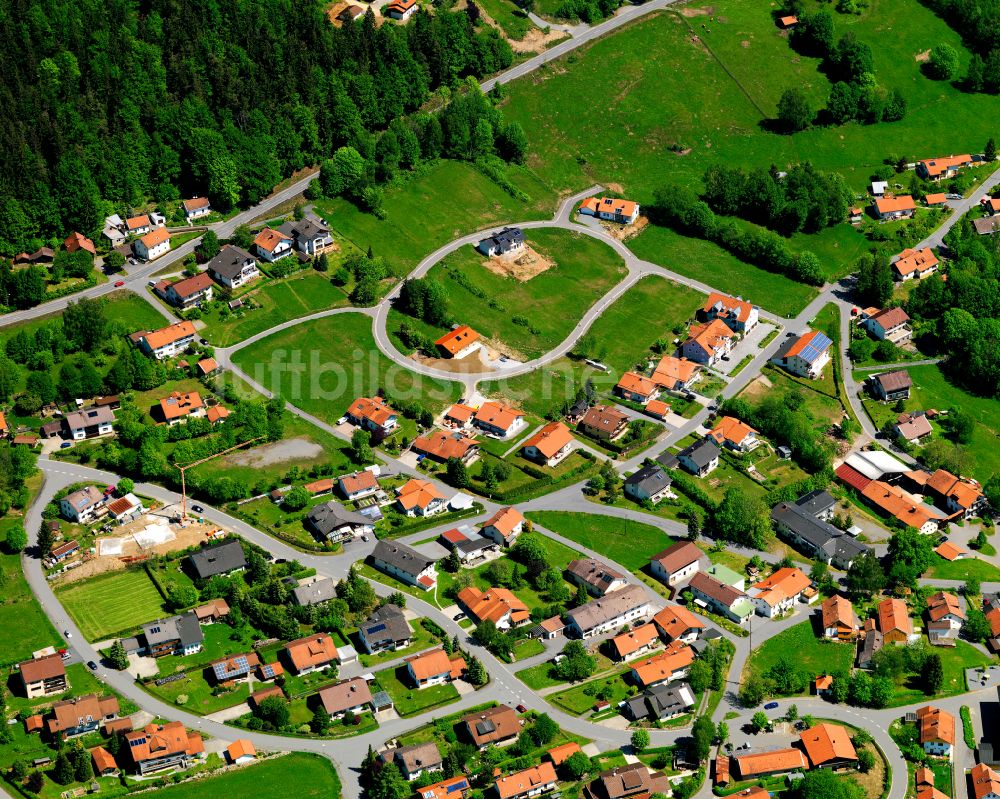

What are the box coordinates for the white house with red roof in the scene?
[579,196,640,224]
[700,292,759,334]
[135,227,171,261]
[253,228,294,262]
[771,330,832,379]
[183,197,212,222]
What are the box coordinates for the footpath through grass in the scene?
[232,311,464,418]
[526,511,675,571]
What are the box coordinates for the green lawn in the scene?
[144,669,252,715]
[199,271,353,346]
[549,669,633,715]
[516,661,569,691]
[887,641,988,707]
[925,555,1000,582]
[477,0,533,39]
[151,754,341,799]
[411,227,627,360]
[525,511,674,571]
[57,569,168,641]
[314,160,555,274]
[481,274,702,416]
[372,665,461,717]
[0,290,168,342]
[0,546,62,666]
[745,618,856,693]
[231,311,463,419]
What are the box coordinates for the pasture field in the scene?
[56,569,167,641]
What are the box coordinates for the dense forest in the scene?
[0,0,513,253]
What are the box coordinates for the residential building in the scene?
[462,705,520,749]
[547,743,582,766]
[439,526,498,564]
[772,329,832,379]
[50,540,80,563]
[481,506,525,547]
[565,558,627,597]
[521,422,575,467]
[971,764,1000,799]
[747,567,812,618]
[732,749,807,780]
[925,193,948,207]
[359,604,412,654]
[893,247,939,281]
[860,480,942,535]
[385,0,419,20]
[615,372,660,404]
[226,740,256,765]
[47,695,120,738]
[708,416,760,453]
[63,406,114,440]
[413,430,480,464]
[406,648,463,688]
[877,597,913,644]
[799,723,857,769]
[565,585,651,639]
[193,599,230,624]
[285,633,339,674]
[137,321,197,359]
[579,404,629,441]
[869,370,913,402]
[688,572,754,623]
[771,497,871,570]
[346,396,398,436]
[207,245,260,290]
[895,413,933,445]
[623,465,673,505]
[382,742,443,782]
[820,595,859,641]
[864,307,912,342]
[582,764,672,799]
[677,438,720,477]
[649,541,710,588]
[197,357,218,377]
[182,197,211,221]
[419,776,471,799]
[609,623,660,661]
[927,591,964,646]
[473,402,526,438]
[291,577,338,607]
[159,391,205,425]
[494,762,558,799]
[370,539,437,590]
[18,654,68,698]
[935,541,967,562]
[925,469,988,519]
[125,722,204,774]
[917,154,972,181]
[159,272,213,309]
[873,195,916,220]
[106,493,145,525]
[249,685,285,710]
[338,469,381,500]
[59,485,106,523]
[305,502,375,542]
[188,540,246,579]
[579,196,640,224]
[319,678,373,720]
[623,681,696,722]
[436,326,482,359]
[477,227,525,257]
[700,292,759,334]
[210,652,260,684]
[135,227,171,261]
[458,586,530,630]
[130,613,204,657]
[279,217,334,256]
[253,227,294,262]
[917,706,955,758]
[682,319,735,366]
[92,747,118,776]
[651,604,704,643]
[395,478,447,517]
[651,356,700,391]
[644,399,671,420]
[445,403,477,428]
[63,231,96,256]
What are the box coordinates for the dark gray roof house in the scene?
[566,558,627,597]
[188,540,247,580]
[770,499,870,569]
[624,465,672,500]
[370,540,435,581]
[206,245,256,282]
[795,489,836,519]
[359,604,412,653]
[676,439,720,475]
[477,227,524,256]
[292,577,338,606]
[306,502,374,540]
[625,681,696,721]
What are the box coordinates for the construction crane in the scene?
[174,436,264,520]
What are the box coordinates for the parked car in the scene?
[453,612,466,621]
[947,193,963,200]
[114,280,125,287]
[764,701,779,710]
[87,661,98,671]
[516,704,527,713]
[59,442,72,449]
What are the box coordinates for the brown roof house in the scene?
[124,721,205,775]
[798,723,857,769]
[494,762,558,799]
[462,704,521,750]
[579,405,629,442]
[876,598,913,644]
[582,763,672,799]
[820,595,859,642]
[649,541,710,589]
[47,695,120,738]
[18,654,68,699]
[917,706,955,758]
[318,677,373,720]
[566,558,627,597]
[381,742,443,782]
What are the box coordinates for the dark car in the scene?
[453,612,466,621]
[87,661,98,671]
[60,442,72,449]
[764,701,779,710]
[191,504,204,513]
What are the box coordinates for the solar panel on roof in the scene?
[800,332,832,362]
[367,623,387,634]
[446,781,469,793]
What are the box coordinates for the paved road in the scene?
[916,163,1000,252]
